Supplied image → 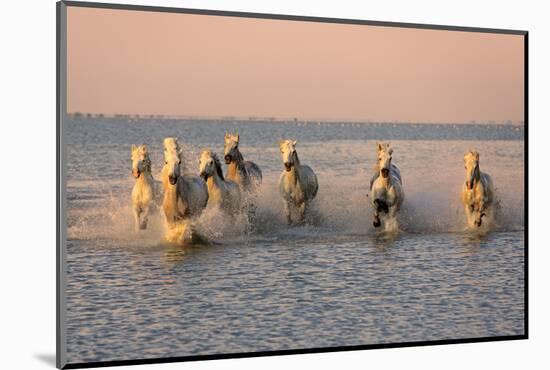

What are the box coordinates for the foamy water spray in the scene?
[67,139,524,247]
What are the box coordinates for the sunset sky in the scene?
[67,6,524,123]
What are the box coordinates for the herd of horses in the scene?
[130,132,495,243]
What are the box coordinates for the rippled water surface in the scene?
[65,118,525,363]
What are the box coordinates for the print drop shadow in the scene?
[33,353,56,367]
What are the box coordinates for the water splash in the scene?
[67,171,522,250]
[67,136,524,247]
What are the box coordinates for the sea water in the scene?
[65,118,524,363]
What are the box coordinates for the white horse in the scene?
[199,149,242,216]
[224,132,262,193]
[278,139,319,225]
[161,138,209,230]
[131,144,159,230]
[461,150,494,227]
[369,142,404,228]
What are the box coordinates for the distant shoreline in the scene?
[66,112,524,127]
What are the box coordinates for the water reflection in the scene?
[369,230,401,250]
[66,230,525,364]
[161,246,187,264]
[459,228,494,255]
[160,241,216,265]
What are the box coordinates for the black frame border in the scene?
[56,1,529,369]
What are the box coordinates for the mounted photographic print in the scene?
[56,1,527,368]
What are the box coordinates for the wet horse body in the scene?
[370,143,404,228]
[131,144,158,230]
[224,133,262,193]
[161,138,209,229]
[461,150,494,227]
[278,140,319,225]
[199,150,242,216]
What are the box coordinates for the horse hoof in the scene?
[373,219,381,228]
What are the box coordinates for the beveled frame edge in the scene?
[62,0,527,35]
[57,1,68,368]
[61,335,527,369]
[56,1,529,369]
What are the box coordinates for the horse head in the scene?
[163,137,182,185]
[464,150,480,190]
[199,150,224,181]
[279,139,298,172]
[376,142,393,178]
[131,144,150,179]
[224,132,240,164]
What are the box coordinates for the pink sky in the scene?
[67,6,524,123]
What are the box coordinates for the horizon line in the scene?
[66,112,524,126]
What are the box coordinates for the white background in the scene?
[1,0,548,369]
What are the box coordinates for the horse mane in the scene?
[233,147,247,173]
[164,137,189,172]
[202,150,225,180]
[164,138,180,153]
[465,149,480,163]
[292,150,300,166]
[377,142,392,154]
[235,148,244,163]
[142,152,152,173]
[212,153,225,180]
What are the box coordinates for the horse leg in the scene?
[133,205,142,231]
[464,204,475,228]
[386,205,399,231]
[373,214,381,228]
[388,205,397,219]
[475,200,487,227]
[373,199,386,228]
[247,199,257,225]
[373,203,380,228]
[298,202,307,225]
[139,204,149,230]
[373,205,381,228]
[283,200,292,225]
[474,210,482,227]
